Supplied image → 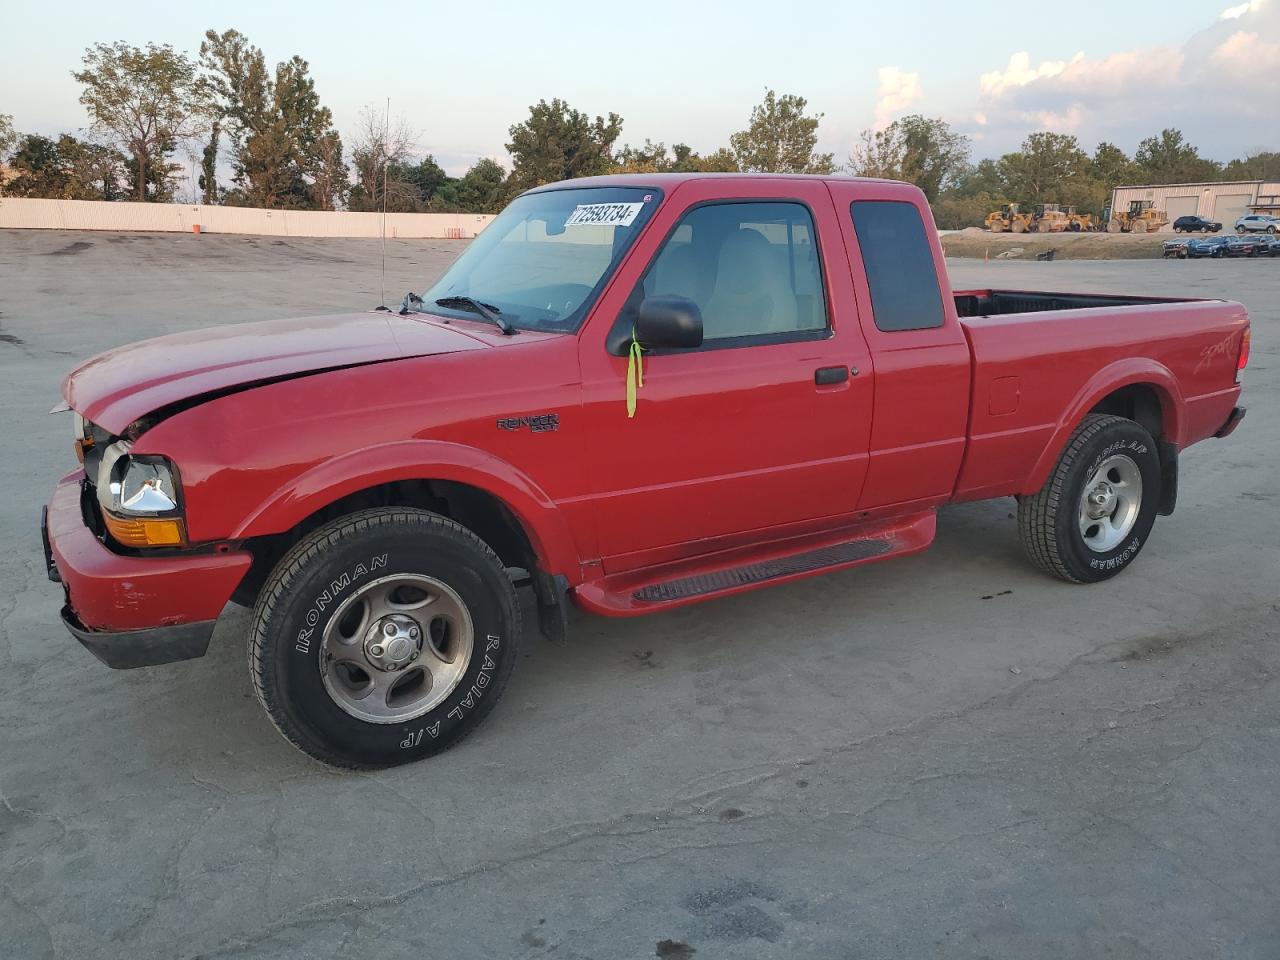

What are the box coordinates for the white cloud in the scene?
[873,66,922,129]
[970,0,1278,154]
[979,51,1083,98]
[1213,29,1280,71]
[1221,0,1266,19]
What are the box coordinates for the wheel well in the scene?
[1088,384,1164,441]
[1088,383,1179,515]
[231,479,539,607]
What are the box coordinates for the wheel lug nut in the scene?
[370,644,384,657]
[409,626,419,639]
[384,623,397,637]
[410,651,419,660]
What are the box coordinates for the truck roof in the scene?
[529,172,911,192]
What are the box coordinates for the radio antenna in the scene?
[379,96,389,310]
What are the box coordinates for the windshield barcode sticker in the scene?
[565,202,644,227]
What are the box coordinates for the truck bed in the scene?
[951,294,1248,503]
[954,289,1195,318]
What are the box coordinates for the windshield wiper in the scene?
[433,296,515,336]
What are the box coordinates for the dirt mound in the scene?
[943,228,1168,261]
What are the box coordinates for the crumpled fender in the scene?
[231,439,582,576]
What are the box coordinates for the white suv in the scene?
[1235,213,1280,234]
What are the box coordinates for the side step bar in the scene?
[573,511,936,616]
[632,537,893,603]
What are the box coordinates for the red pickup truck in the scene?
[43,173,1250,768]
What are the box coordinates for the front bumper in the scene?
[61,605,219,669]
[44,470,252,669]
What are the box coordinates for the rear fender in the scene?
[231,440,581,577]
[1021,360,1183,495]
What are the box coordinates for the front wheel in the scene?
[1018,415,1160,584]
[249,508,520,768]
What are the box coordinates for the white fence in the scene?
[0,197,495,239]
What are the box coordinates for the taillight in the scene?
[1238,327,1250,375]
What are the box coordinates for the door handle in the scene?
[814,366,849,386]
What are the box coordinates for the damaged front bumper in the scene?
[43,470,252,669]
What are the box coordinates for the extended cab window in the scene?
[639,202,828,342]
[850,200,944,332]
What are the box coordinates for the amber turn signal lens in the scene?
[103,513,187,548]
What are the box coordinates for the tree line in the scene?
[1,32,1276,222]
[860,121,1280,229]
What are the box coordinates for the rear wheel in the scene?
[249,508,520,768]
[1018,415,1160,584]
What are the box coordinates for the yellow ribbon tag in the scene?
[626,330,644,418]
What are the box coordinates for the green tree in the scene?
[950,158,1006,199]
[3,133,126,199]
[614,139,673,173]
[0,114,16,162]
[997,132,1094,208]
[310,130,348,210]
[396,155,451,206]
[1222,151,1280,181]
[200,29,345,209]
[932,193,1002,230]
[452,157,509,212]
[72,41,208,201]
[199,119,220,203]
[1134,129,1220,184]
[672,144,739,173]
[506,98,622,192]
[1090,141,1140,188]
[848,115,970,202]
[613,140,740,174]
[730,90,835,174]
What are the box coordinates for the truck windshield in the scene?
[422,186,661,333]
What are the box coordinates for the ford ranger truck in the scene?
[42,174,1250,769]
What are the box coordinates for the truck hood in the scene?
[64,311,495,434]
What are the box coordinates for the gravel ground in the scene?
[0,230,1277,960]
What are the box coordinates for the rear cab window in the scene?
[849,200,944,333]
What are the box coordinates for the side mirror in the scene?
[635,296,703,350]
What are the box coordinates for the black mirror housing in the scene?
[635,296,703,350]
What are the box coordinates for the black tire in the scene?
[1018,415,1161,584]
[249,508,520,769]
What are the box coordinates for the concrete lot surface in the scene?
[0,231,1277,960]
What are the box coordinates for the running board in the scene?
[573,511,936,616]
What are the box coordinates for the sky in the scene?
[2,0,1277,179]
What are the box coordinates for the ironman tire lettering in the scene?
[249,508,520,769]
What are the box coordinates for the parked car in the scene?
[1162,238,1190,258]
[1262,236,1280,257]
[1234,213,1280,234]
[1187,236,1229,258]
[43,173,1251,768]
[1225,234,1268,257]
[1173,215,1222,233]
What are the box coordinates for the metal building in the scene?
[1108,180,1280,230]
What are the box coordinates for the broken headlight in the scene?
[97,441,187,547]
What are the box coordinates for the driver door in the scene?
[577,179,874,573]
